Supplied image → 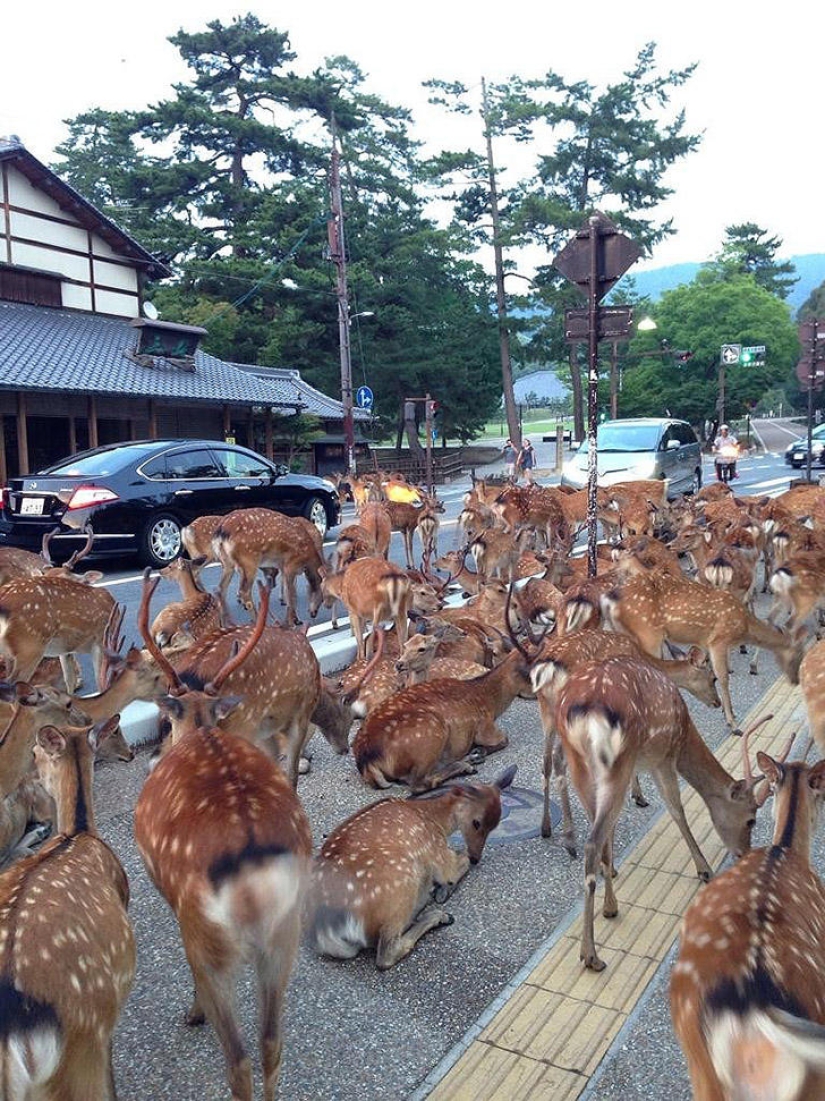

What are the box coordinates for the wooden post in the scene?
[223,405,232,441]
[0,415,7,486]
[265,409,274,461]
[148,400,157,440]
[16,392,29,476]
[68,415,77,455]
[87,395,99,450]
[246,412,254,450]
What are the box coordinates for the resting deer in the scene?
[552,656,765,971]
[151,555,223,649]
[0,681,90,799]
[0,775,54,869]
[602,570,805,731]
[0,714,134,1098]
[134,659,312,1101]
[310,766,516,969]
[352,649,533,791]
[670,749,825,1101]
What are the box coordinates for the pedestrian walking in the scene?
[501,438,517,479]
[517,439,536,485]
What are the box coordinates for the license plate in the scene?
[20,497,44,516]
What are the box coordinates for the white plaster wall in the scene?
[61,283,94,311]
[94,287,139,318]
[92,258,138,293]
[9,209,88,252]
[11,240,89,282]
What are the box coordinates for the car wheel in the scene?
[304,496,329,538]
[792,460,803,469]
[688,468,702,495]
[140,512,183,567]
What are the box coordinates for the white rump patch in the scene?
[312,911,367,959]
[708,1007,825,1101]
[6,1026,62,1091]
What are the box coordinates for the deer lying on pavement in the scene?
[0,775,54,869]
[602,570,805,731]
[352,649,533,791]
[310,765,516,969]
[552,656,766,971]
[0,715,135,1098]
[151,554,224,649]
[670,748,825,1101]
[134,664,311,1101]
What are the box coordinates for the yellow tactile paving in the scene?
[420,675,805,1100]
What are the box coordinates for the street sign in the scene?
[564,306,634,343]
[355,385,374,410]
[553,212,642,302]
[797,358,825,390]
[720,344,741,366]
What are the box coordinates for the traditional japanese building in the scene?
[0,137,362,479]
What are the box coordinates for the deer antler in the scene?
[99,603,127,689]
[41,526,61,566]
[138,569,186,696]
[63,524,95,571]
[205,580,271,694]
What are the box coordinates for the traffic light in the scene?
[427,400,439,418]
[740,345,766,366]
[740,348,754,366]
[674,350,694,363]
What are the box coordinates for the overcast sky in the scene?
[3,0,821,273]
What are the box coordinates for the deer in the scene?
[134,662,312,1101]
[0,681,92,799]
[213,506,326,625]
[0,567,116,692]
[320,556,411,663]
[798,638,825,758]
[351,648,533,792]
[530,627,721,851]
[335,522,378,568]
[394,628,488,685]
[552,656,767,971]
[469,528,519,584]
[0,545,47,587]
[670,749,825,1101]
[0,714,134,1099]
[180,513,223,577]
[434,549,482,595]
[0,775,54,869]
[150,554,223,649]
[601,570,805,732]
[416,495,444,562]
[769,550,825,635]
[357,501,392,559]
[138,574,348,787]
[309,765,517,969]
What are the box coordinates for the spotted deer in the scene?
[213,507,326,624]
[602,570,805,731]
[0,774,54,869]
[134,675,312,1101]
[0,545,46,587]
[670,750,825,1101]
[552,656,766,971]
[352,649,533,791]
[180,514,223,577]
[321,557,411,663]
[531,629,721,851]
[0,681,90,799]
[309,766,516,969]
[357,501,392,559]
[0,715,134,1098]
[150,554,223,649]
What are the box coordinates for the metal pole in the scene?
[425,393,434,496]
[718,363,726,428]
[586,216,601,579]
[329,132,355,474]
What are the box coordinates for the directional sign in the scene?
[355,385,374,410]
[720,344,741,366]
[553,212,642,302]
[564,306,634,343]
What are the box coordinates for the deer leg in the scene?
[431,849,471,903]
[189,958,252,1101]
[707,643,738,732]
[58,1037,116,1101]
[59,652,80,694]
[376,907,455,969]
[601,829,619,917]
[472,721,508,753]
[551,736,577,856]
[258,913,301,1101]
[650,762,712,881]
[411,760,477,793]
[630,773,649,807]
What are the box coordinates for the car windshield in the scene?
[577,423,662,454]
[44,444,157,477]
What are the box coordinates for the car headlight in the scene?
[813,443,825,456]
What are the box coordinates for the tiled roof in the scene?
[233,364,370,421]
[0,138,169,279]
[0,301,310,409]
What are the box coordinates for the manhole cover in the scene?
[451,786,559,846]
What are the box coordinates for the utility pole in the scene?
[328,124,355,474]
[482,77,521,449]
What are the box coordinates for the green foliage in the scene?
[709,223,798,300]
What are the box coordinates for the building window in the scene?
[0,265,62,308]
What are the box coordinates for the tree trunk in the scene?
[404,401,425,458]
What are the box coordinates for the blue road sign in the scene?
[355,385,374,410]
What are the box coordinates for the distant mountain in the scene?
[618,254,825,314]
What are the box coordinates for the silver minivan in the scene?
[560,417,702,497]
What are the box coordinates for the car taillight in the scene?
[67,486,119,510]
[0,487,8,511]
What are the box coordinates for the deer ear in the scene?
[808,760,825,793]
[212,696,241,723]
[494,763,517,791]
[88,715,121,755]
[36,726,67,758]
[756,751,784,790]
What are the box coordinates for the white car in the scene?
[560,417,702,497]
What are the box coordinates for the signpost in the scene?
[355,385,374,411]
[797,319,825,482]
[553,212,642,577]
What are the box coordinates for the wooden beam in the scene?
[16,392,28,476]
[246,412,254,450]
[148,400,157,440]
[0,416,7,486]
[265,408,274,461]
[88,394,98,450]
[68,415,77,455]
[223,404,231,439]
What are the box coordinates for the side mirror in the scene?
[273,463,289,478]
[667,439,680,451]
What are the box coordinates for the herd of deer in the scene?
[2,468,825,1098]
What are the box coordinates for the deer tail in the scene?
[0,980,62,1093]
[309,904,367,960]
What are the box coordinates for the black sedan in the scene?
[0,439,341,568]
[785,425,825,467]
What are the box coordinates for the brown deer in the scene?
[469,528,519,584]
[799,638,825,757]
[139,574,347,787]
[416,495,445,561]
[150,554,223,649]
[602,570,805,731]
[0,545,46,587]
[321,557,411,662]
[134,678,312,1101]
[531,628,721,850]
[553,657,767,970]
[0,681,91,799]
[0,714,134,1098]
[357,501,392,559]
[335,522,378,568]
[309,766,516,969]
[434,549,482,595]
[769,549,825,634]
[0,569,116,692]
[352,649,533,791]
[214,507,326,625]
[180,513,223,576]
[0,775,54,869]
[670,750,825,1101]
